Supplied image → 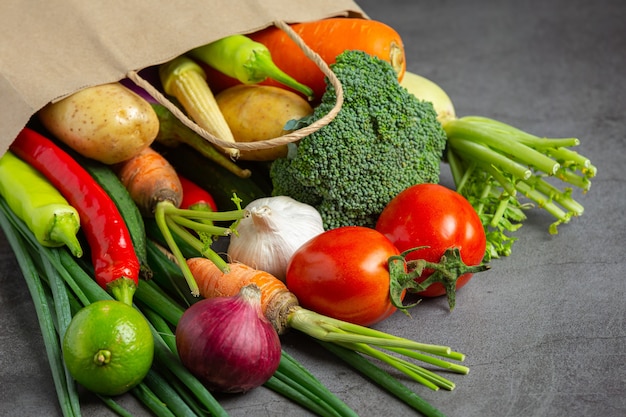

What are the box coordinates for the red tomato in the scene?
[375,183,486,297]
[285,226,401,327]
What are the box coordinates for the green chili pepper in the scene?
[188,34,314,99]
[0,150,83,257]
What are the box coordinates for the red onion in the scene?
[175,284,282,393]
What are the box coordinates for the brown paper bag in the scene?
[0,0,366,155]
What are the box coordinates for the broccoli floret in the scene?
[270,50,447,229]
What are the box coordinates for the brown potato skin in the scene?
[38,82,159,164]
[215,85,313,161]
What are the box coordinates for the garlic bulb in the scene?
[227,196,325,281]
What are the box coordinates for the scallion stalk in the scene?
[318,341,449,417]
[149,325,230,417]
[142,369,199,417]
[130,382,178,417]
[274,351,358,417]
[0,200,79,417]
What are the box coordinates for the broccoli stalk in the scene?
[270,50,447,229]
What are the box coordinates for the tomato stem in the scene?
[388,247,490,312]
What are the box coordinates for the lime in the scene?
[62,299,154,396]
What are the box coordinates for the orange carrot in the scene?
[203,18,406,101]
[186,256,469,390]
[189,258,297,334]
[114,146,183,217]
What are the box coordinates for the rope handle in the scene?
[126,19,343,151]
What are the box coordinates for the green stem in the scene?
[167,214,234,236]
[161,203,246,222]
[490,193,514,228]
[445,148,467,191]
[318,341,449,417]
[0,204,79,417]
[142,370,199,417]
[152,196,244,296]
[446,136,532,180]
[483,164,517,197]
[445,118,561,175]
[515,181,571,223]
[48,213,83,258]
[155,203,200,296]
[165,216,229,271]
[389,247,490,311]
[107,276,137,306]
[385,346,469,374]
[145,239,196,307]
[273,350,358,417]
[287,307,465,360]
[526,175,584,215]
[337,341,445,391]
[97,395,135,417]
[150,324,230,417]
[248,49,315,99]
[547,146,592,171]
[265,374,343,417]
[141,304,178,355]
[555,167,592,191]
[458,116,580,149]
[130,382,177,417]
[135,280,185,331]
[42,255,82,416]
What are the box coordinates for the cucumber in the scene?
[78,157,152,280]
[154,143,271,210]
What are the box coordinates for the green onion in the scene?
[150,325,230,417]
[97,395,135,417]
[264,375,342,417]
[318,341,449,417]
[131,382,178,417]
[0,199,80,417]
[142,370,199,417]
[272,351,358,417]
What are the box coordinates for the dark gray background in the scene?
[1,0,624,416]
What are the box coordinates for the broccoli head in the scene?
[270,50,447,229]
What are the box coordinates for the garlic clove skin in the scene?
[227,196,325,281]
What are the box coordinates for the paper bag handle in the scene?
[126,20,343,152]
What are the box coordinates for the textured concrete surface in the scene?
[1,0,624,416]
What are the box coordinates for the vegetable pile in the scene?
[0,13,597,417]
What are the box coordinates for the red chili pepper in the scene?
[10,128,140,305]
[179,175,217,211]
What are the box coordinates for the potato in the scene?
[38,82,159,164]
[215,85,313,161]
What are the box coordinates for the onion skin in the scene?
[175,284,282,393]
